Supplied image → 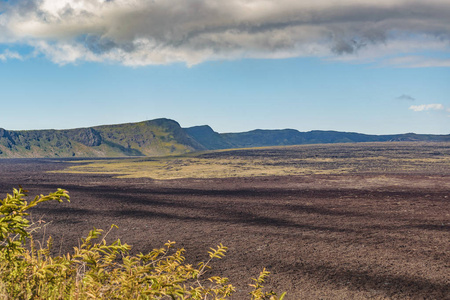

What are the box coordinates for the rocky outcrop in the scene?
[65,128,102,147]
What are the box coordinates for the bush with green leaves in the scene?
[0,187,286,299]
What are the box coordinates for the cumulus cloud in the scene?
[409,104,444,112]
[1,0,450,66]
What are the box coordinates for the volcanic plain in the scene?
[0,142,449,299]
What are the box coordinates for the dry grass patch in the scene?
[54,156,349,179]
[51,143,450,179]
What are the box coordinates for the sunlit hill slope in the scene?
[0,118,449,158]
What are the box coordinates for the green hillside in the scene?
[0,118,449,158]
[0,119,204,158]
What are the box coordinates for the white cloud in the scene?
[387,56,450,68]
[409,104,444,112]
[1,0,450,66]
[0,50,22,61]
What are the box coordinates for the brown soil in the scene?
[0,156,449,299]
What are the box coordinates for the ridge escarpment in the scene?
[0,119,449,158]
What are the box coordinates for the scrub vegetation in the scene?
[0,188,285,299]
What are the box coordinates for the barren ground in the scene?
[0,143,449,299]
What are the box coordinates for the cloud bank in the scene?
[409,104,444,112]
[1,0,450,66]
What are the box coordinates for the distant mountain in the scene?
[0,118,449,158]
[186,127,450,150]
[183,125,234,150]
[0,119,204,158]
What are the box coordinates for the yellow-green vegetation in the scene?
[56,156,350,179]
[0,188,285,300]
[52,143,450,179]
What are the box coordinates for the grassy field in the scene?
[52,142,450,179]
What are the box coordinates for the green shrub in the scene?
[0,188,286,300]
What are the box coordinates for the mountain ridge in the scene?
[0,118,449,158]
[0,119,204,158]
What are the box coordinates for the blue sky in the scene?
[1,0,449,134]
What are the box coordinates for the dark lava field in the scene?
[0,143,449,299]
